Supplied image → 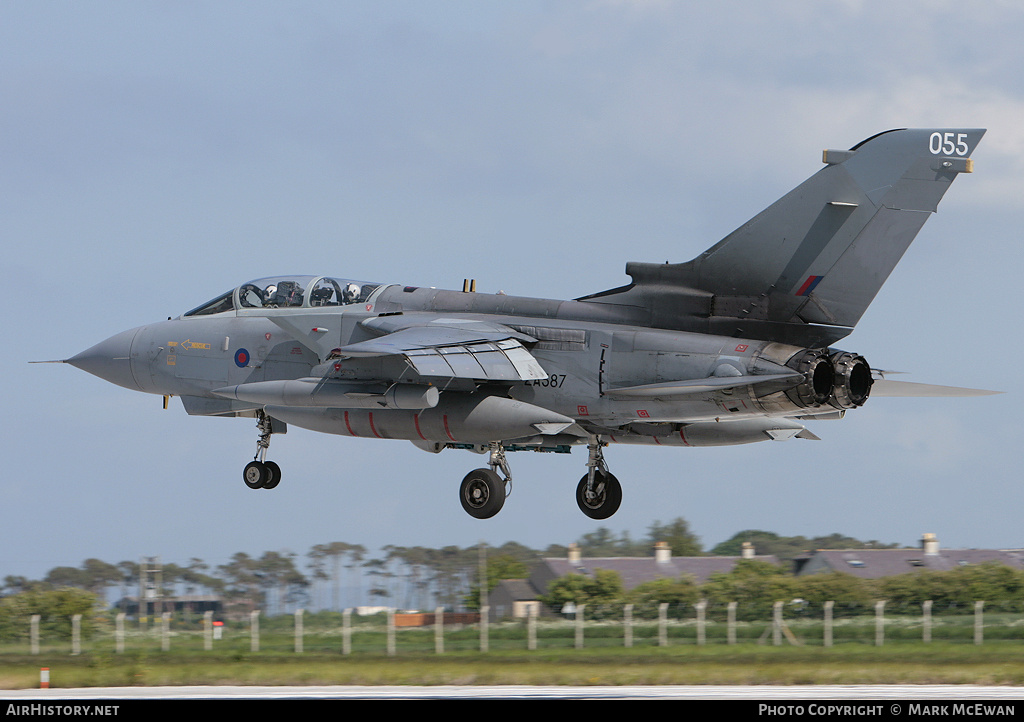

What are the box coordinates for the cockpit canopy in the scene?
[184,276,385,317]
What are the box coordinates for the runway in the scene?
[3,685,1024,700]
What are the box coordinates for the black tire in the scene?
[576,471,622,519]
[459,468,505,519]
[243,461,269,489]
[262,461,282,489]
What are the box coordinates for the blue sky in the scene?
[2,1,1021,585]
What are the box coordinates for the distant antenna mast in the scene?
[139,556,162,629]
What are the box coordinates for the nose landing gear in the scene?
[242,411,283,490]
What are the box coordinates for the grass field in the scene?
[4,645,1024,689]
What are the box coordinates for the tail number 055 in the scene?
[929,132,969,156]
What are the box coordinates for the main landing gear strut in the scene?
[243,410,281,490]
[458,436,623,520]
[459,442,511,519]
[576,437,622,520]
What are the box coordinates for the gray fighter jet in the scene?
[62,128,996,520]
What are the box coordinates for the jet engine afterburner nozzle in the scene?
[829,351,873,409]
[785,348,835,408]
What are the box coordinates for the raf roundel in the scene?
[234,348,250,368]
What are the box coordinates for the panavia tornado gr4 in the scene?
[62,128,996,520]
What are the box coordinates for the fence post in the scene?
[624,604,633,648]
[480,605,489,653]
[387,608,396,656]
[294,609,304,654]
[695,600,707,646]
[772,602,783,646]
[974,601,984,645]
[435,607,445,654]
[874,600,885,647]
[922,600,932,643]
[30,615,39,655]
[658,603,668,646]
[71,614,81,655]
[824,601,834,647]
[161,612,170,652]
[203,611,212,651]
[527,605,536,651]
[250,610,260,652]
[727,602,737,645]
[575,604,585,650]
[116,613,126,654]
[342,608,351,655]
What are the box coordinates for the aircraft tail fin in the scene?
[582,128,985,346]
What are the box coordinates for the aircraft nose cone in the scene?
[67,327,142,391]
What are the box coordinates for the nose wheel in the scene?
[243,411,283,490]
[243,460,281,489]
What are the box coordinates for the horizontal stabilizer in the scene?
[870,379,1000,397]
[610,417,812,447]
[607,373,802,398]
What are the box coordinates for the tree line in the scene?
[0,518,901,617]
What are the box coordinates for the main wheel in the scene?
[459,468,505,519]
[262,461,282,489]
[243,461,270,489]
[576,470,622,519]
